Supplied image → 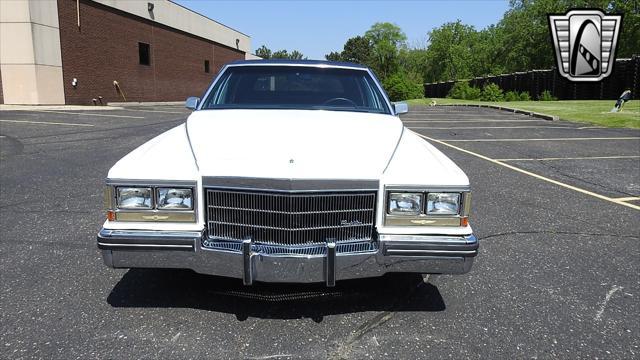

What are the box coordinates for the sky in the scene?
[174,0,510,60]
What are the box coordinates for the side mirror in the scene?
[393,102,409,115]
[185,97,200,110]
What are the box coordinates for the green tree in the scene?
[255,45,272,59]
[325,36,372,64]
[382,72,424,101]
[341,36,372,65]
[606,0,639,58]
[472,25,506,77]
[272,50,290,59]
[364,22,407,79]
[424,21,479,82]
[271,49,306,60]
[288,50,305,60]
[398,47,429,82]
[495,0,639,72]
[496,0,567,72]
[325,51,342,61]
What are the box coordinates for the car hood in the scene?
[186,109,403,180]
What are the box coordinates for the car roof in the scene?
[227,59,369,70]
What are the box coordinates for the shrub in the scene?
[464,86,481,100]
[538,90,557,101]
[504,91,519,102]
[448,81,469,99]
[447,81,481,100]
[383,72,424,102]
[518,91,531,101]
[479,83,504,102]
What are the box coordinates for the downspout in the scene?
[113,81,127,102]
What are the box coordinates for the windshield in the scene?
[200,65,391,114]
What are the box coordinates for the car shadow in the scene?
[107,269,446,321]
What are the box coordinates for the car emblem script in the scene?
[548,9,621,81]
[340,219,363,226]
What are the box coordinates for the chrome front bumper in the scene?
[97,229,478,286]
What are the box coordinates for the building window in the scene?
[139,42,151,65]
[204,60,210,73]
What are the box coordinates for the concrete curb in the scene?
[434,103,560,121]
[107,101,183,107]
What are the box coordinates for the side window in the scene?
[138,42,151,66]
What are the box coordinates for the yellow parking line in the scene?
[0,119,94,127]
[497,155,640,161]
[402,119,546,123]
[416,133,640,211]
[445,137,640,142]
[33,110,144,119]
[613,197,640,202]
[409,126,572,130]
[404,112,517,115]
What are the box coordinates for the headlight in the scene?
[117,187,152,209]
[388,193,423,215]
[157,188,193,210]
[426,193,460,215]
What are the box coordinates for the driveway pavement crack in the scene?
[530,160,638,197]
[328,276,429,359]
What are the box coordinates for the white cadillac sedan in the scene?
[98,60,477,286]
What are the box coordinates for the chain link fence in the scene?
[423,55,639,100]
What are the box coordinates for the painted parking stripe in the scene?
[409,126,574,130]
[33,110,144,119]
[444,137,640,142]
[402,112,523,114]
[125,109,188,114]
[403,111,521,113]
[497,155,640,162]
[402,115,525,119]
[401,113,530,119]
[614,196,640,202]
[0,119,94,127]
[416,132,640,211]
[402,119,547,123]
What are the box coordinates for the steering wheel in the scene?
[322,97,358,107]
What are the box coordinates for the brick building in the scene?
[0,0,253,105]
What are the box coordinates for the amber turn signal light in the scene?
[107,210,116,221]
[460,217,469,227]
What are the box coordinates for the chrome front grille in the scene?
[206,189,376,246]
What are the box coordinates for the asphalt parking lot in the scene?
[1,104,639,359]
